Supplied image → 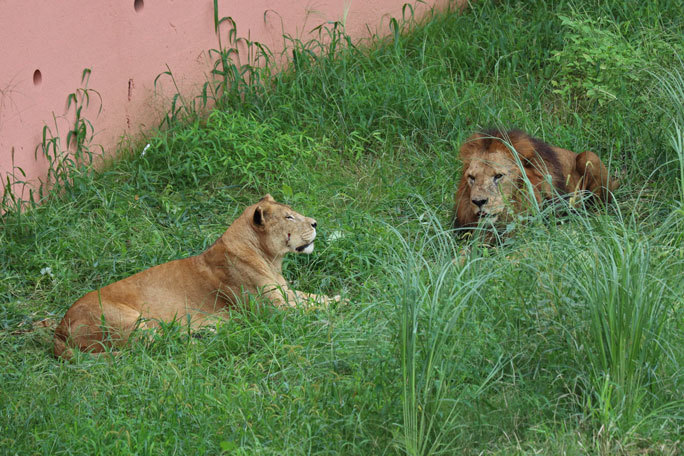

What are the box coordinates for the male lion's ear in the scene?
[253,206,267,226]
[507,132,538,163]
[459,133,485,161]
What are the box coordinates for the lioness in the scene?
[453,129,619,229]
[54,194,336,359]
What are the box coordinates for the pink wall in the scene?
[1,0,459,200]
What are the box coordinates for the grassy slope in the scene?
[1,0,683,454]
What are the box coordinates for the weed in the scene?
[36,68,102,203]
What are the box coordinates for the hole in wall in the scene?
[134,0,144,12]
[33,69,42,86]
[128,78,134,101]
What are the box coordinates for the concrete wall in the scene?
[0,0,459,199]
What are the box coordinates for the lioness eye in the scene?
[494,173,504,181]
[286,215,295,221]
[467,175,475,182]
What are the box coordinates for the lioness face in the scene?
[252,195,317,256]
[463,150,520,222]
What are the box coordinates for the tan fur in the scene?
[453,129,619,229]
[54,194,336,359]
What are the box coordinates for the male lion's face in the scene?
[252,195,317,256]
[463,150,521,222]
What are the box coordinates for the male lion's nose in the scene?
[472,198,488,208]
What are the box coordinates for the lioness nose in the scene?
[472,198,488,208]
[311,221,317,229]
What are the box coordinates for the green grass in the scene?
[2,0,684,454]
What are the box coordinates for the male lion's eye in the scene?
[286,215,295,221]
[467,175,475,182]
[494,173,504,181]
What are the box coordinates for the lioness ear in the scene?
[261,194,275,202]
[253,206,267,226]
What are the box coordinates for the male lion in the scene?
[452,129,619,230]
[54,194,337,359]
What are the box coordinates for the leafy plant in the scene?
[550,13,644,105]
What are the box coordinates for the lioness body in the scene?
[453,129,619,228]
[54,195,331,359]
